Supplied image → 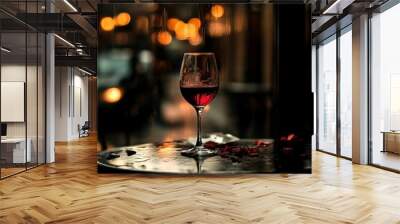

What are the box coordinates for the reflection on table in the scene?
[98,139,275,174]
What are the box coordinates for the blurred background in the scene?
[98,3,312,173]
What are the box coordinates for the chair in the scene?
[78,121,90,138]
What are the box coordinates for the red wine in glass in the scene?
[179,52,219,157]
[180,86,218,107]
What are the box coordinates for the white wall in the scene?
[55,66,70,141]
[1,65,26,141]
[55,67,89,141]
[1,65,36,137]
[70,72,89,139]
[1,64,46,164]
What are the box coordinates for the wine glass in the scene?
[180,52,219,157]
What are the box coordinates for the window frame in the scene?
[315,23,353,160]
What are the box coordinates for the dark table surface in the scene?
[97,139,276,174]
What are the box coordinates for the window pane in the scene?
[318,37,337,154]
[371,3,400,171]
[340,29,352,158]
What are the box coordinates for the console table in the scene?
[1,138,32,164]
[382,131,400,154]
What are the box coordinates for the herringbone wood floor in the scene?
[1,136,400,224]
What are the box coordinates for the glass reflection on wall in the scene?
[371,3,400,171]
[317,36,337,154]
[0,1,46,179]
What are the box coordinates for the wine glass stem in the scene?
[195,107,204,147]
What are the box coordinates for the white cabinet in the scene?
[1,138,32,163]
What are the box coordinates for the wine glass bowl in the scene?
[179,52,219,157]
[180,86,219,107]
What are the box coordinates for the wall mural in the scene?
[97,3,312,174]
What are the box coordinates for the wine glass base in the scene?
[181,146,216,157]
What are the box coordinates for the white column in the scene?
[45,0,55,163]
[46,33,55,163]
[352,14,369,164]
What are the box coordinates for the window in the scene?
[339,29,352,158]
[371,3,400,171]
[317,36,337,154]
[0,1,46,179]
[316,25,353,158]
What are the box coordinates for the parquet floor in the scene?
[1,135,400,224]
[1,167,26,178]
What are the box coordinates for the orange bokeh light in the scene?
[189,33,202,46]
[100,17,115,32]
[211,5,224,18]
[208,21,226,37]
[167,18,180,31]
[102,87,123,103]
[187,23,197,39]
[188,18,201,29]
[115,12,131,26]
[175,21,188,40]
[174,22,198,40]
[157,31,172,46]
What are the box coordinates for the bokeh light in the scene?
[167,18,180,31]
[115,12,131,26]
[138,50,154,64]
[211,5,224,18]
[187,23,197,39]
[157,31,172,46]
[188,18,201,29]
[208,21,227,37]
[174,22,198,40]
[189,33,202,46]
[175,21,189,40]
[102,87,123,103]
[100,17,115,32]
